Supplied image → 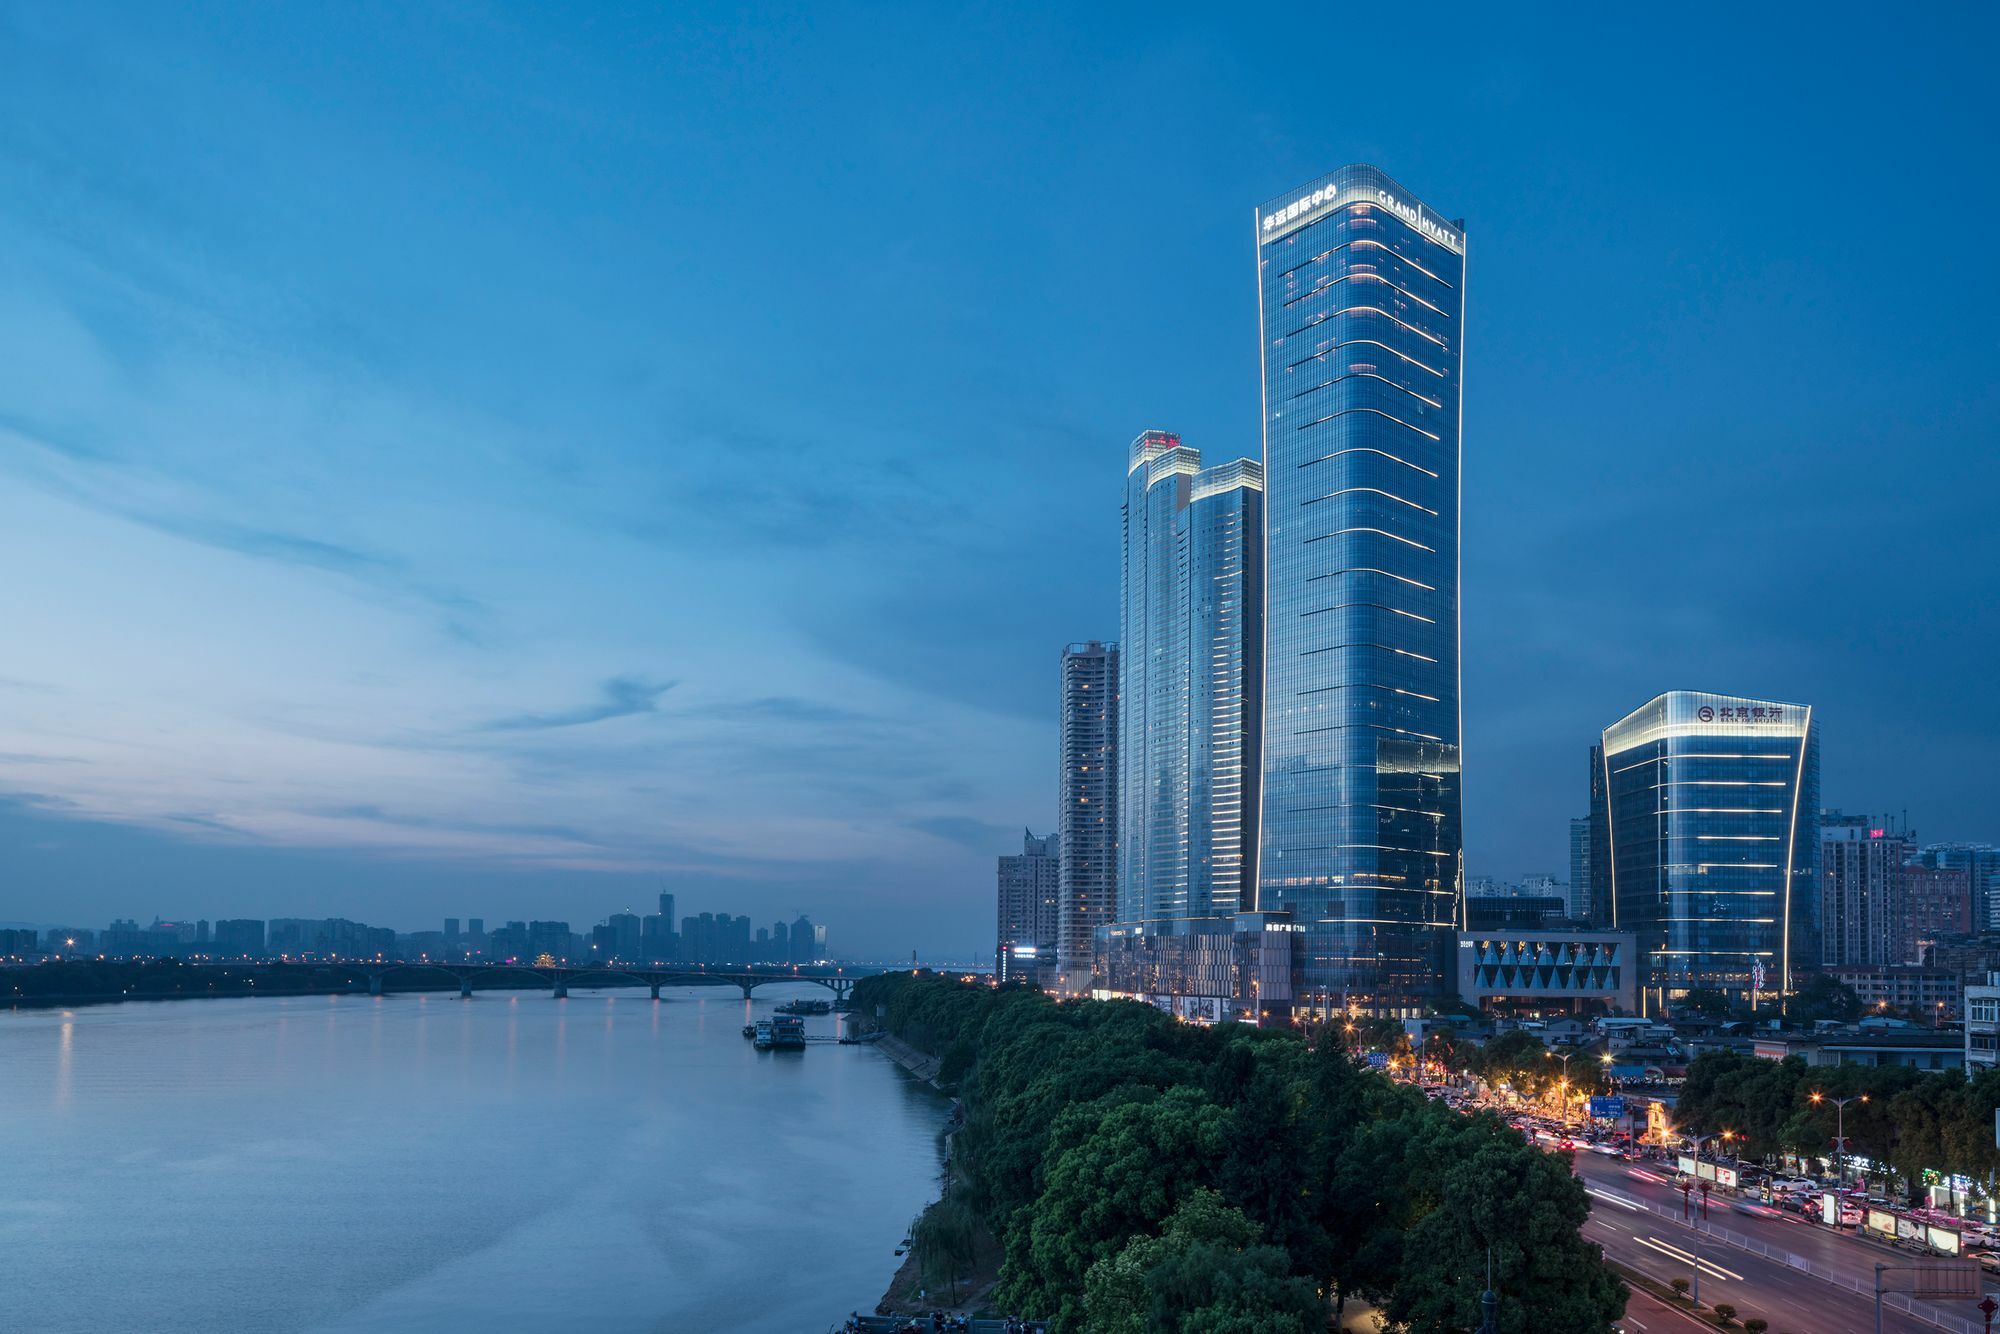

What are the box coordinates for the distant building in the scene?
[997,829,1061,981]
[1895,864,1972,964]
[1594,690,1819,1014]
[1463,896,1567,932]
[0,928,40,957]
[1058,641,1118,985]
[1568,818,1593,922]
[213,919,265,958]
[1919,845,2000,933]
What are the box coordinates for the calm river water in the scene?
[0,985,947,1334]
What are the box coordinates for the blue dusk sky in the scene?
[1,4,1995,956]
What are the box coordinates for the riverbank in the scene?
[860,1030,1009,1317]
[873,1032,945,1085]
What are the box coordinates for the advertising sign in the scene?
[1677,1155,1697,1178]
[1897,1217,1929,1245]
[1928,1225,1962,1255]
[1822,1193,1840,1225]
[1868,1208,1900,1238]
[1589,1096,1627,1120]
[1714,1165,1739,1190]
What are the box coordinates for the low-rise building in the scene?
[1965,973,2000,1072]
[1829,964,1963,1018]
[1752,1024,1963,1071]
[1454,930,1638,1015]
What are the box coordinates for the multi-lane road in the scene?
[1570,1150,1988,1333]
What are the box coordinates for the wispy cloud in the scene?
[478,676,678,732]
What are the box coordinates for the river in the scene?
[0,985,947,1334]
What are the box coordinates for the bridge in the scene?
[351,961,878,1002]
[144,960,896,1002]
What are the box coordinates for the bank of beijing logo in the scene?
[1697,706,1716,722]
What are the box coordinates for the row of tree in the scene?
[1673,1049,2000,1196]
[852,973,1627,1333]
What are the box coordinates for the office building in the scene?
[1595,690,1820,1014]
[1569,817,1596,922]
[997,829,1061,981]
[1119,435,1264,925]
[1253,165,1466,1013]
[1058,641,1118,983]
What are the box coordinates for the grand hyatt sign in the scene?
[1259,184,1463,255]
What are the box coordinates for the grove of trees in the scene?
[1673,1049,2000,1199]
[853,972,1627,1333]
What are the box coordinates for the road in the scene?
[1583,1186,1939,1334]
[1569,1150,2000,1299]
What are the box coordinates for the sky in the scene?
[1,4,1996,957]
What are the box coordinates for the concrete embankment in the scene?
[872,1032,945,1086]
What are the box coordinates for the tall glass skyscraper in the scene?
[1253,165,1465,1012]
[1119,433,1264,925]
[1594,690,1820,1014]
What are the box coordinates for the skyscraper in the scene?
[1119,435,1264,925]
[1058,641,1118,984]
[996,829,1061,980]
[1594,691,1819,1013]
[1253,165,1466,1012]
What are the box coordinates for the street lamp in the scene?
[1548,1049,1574,1123]
[1811,1092,1869,1190]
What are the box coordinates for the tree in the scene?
[1670,1279,1690,1302]
[1385,1127,1626,1334]
[1082,1190,1324,1334]
[1787,974,1862,1025]
[1713,1302,1737,1324]
[911,1197,979,1305]
[999,1085,1231,1330]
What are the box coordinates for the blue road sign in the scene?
[1589,1096,1627,1120]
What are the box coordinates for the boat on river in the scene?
[768,1014,806,1050]
[775,998,831,1016]
[752,1020,774,1049]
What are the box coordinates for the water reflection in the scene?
[0,986,944,1334]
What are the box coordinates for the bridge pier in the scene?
[650,983,661,1001]
[368,972,383,996]
[460,979,473,999]
[739,981,756,1001]
[552,979,568,999]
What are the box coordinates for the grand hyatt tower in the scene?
[1254,165,1465,1012]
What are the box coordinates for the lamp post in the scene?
[1548,1049,1574,1123]
[1812,1091,1869,1190]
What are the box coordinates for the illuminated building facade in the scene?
[1253,165,1466,1012]
[1594,690,1820,1013]
[1118,434,1264,925]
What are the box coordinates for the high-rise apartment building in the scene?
[1253,165,1466,1011]
[1595,691,1820,1013]
[1820,812,1906,968]
[1568,817,1594,922]
[996,829,1061,980]
[1119,434,1264,925]
[1896,864,1972,964]
[1919,845,2000,933]
[1058,641,1118,983]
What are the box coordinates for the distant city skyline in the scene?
[2,7,1997,956]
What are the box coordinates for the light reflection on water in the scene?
[0,986,944,1334]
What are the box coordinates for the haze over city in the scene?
[2,4,1996,958]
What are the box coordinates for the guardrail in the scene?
[1591,1185,1983,1334]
